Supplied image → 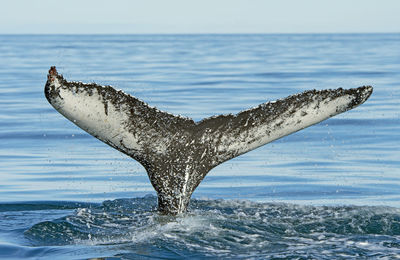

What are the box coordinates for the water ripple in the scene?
[20,197,400,258]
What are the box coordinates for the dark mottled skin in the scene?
[45,67,373,215]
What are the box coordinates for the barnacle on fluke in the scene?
[45,66,373,215]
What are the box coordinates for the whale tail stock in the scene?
[45,67,373,215]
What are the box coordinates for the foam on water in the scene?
[19,197,400,258]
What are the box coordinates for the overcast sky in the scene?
[1,0,399,34]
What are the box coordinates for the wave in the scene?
[23,196,400,258]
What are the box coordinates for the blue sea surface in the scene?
[0,34,399,259]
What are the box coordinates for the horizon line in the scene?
[1,32,399,36]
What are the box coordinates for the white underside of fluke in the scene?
[52,78,168,155]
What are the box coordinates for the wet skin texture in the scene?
[45,67,373,215]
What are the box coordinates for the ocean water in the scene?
[0,34,399,259]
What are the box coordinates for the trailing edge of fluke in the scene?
[44,66,373,215]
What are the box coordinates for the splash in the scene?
[25,197,400,258]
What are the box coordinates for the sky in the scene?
[1,0,399,34]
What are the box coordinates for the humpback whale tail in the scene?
[45,67,373,215]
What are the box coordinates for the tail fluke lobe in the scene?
[196,86,373,165]
[45,67,194,166]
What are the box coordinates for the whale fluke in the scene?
[45,66,373,215]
